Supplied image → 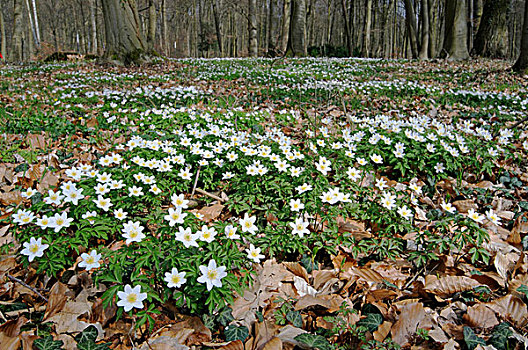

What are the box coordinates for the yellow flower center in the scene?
[29,244,39,253]
[172,276,180,284]
[207,270,218,280]
[126,293,138,303]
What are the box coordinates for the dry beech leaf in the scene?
[486,295,528,327]
[283,262,310,282]
[293,276,317,297]
[261,337,282,350]
[276,325,308,348]
[26,134,46,150]
[312,270,337,290]
[424,275,481,297]
[294,294,343,312]
[170,316,212,345]
[373,321,392,342]
[251,321,277,350]
[391,302,426,346]
[344,267,384,284]
[494,252,517,280]
[197,203,224,222]
[218,340,244,350]
[138,337,189,350]
[44,282,71,320]
[453,199,478,213]
[0,316,28,350]
[463,304,499,329]
[0,191,23,206]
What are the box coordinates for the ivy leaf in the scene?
[77,342,111,350]
[33,336,64,350]
[74,325,99,344]
[217,307,235,327]
[286,310,303,328]
[225,325,249,342]
[357,313,383,332]
[463,326,486,350]
[294,333,332,350]
[487,323,513,350]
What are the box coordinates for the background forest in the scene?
[0,0,526,62]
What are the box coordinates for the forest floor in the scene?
[0,58,527,350]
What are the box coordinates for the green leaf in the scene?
[75,325,99,344]
[33,336,64,350]
[463,326,486,350]
[487,323,512,350]
[286,310,303,328]
[217,307,235,327]
[294,333,332,350]
[224,325,249,342]
[357,313,383,332]
[517,284,528,298]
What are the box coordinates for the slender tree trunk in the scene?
[473,0,510,58]
[512,0,528,73]
[25,0,38,51]
[280,0,291,53]
[161,0,167,55]
[267,0,276,53]
[442,0,469,60]
[419,0,430,58]
[12,0,24,61]
[212,0,223,56]
[341,0,352,56]
[101,0,150,65]
[147,0,156,51]
[290,0,307,56]
[91,0,97,54]
[404,0,419,58]
[0,8,6,59]
[428,0,437,57]
[474,0,483,31]
[363,0,372,57]
[248,0,258,56]
[31,0,40,47]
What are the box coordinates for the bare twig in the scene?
[195,188,227,202]
[191,166,201,197]
[7,274,48,302]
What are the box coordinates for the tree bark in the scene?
[473,0,510,58]
[442,0,469,60]
[267,0,276,53]
[280,0,291,53]
[341,0,352,56]
[101,0,150,65]
[419,0,430,59]
[25,0,38,50]
[31,0,40,47]
[512,0,528,73]
[0,7,6,59]
[363,0,372,57]
[91,0,97,54]
[290,0,307,56]
[248,0,258,56]
[404,0,418,58]
[212,0,223,56]
[428,0,437,57]
[147,0,156,51]
[12,0,24,61]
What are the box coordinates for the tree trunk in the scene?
[12,0,24,61]
[147,0,156,51]
[290,0,307,56]
[101,0,150,65]
[267,0,276,53]
[248,0,258,56]
[0,8,6,59]
[280,0,291,53]
[442,0,469,60]
[161,0,167,55]
[512,0,528,73]
[341,0,352,56]
[212,0,223,56]
[404,0,419,58]
[25,0,38,51]
[428,0,437,57]
[91,0,97,54]
[419,0,430,58]
[31,0,40,47]
[363,0,372,57]
[473,0,510,58]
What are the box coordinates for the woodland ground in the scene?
[0,58,527,350]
